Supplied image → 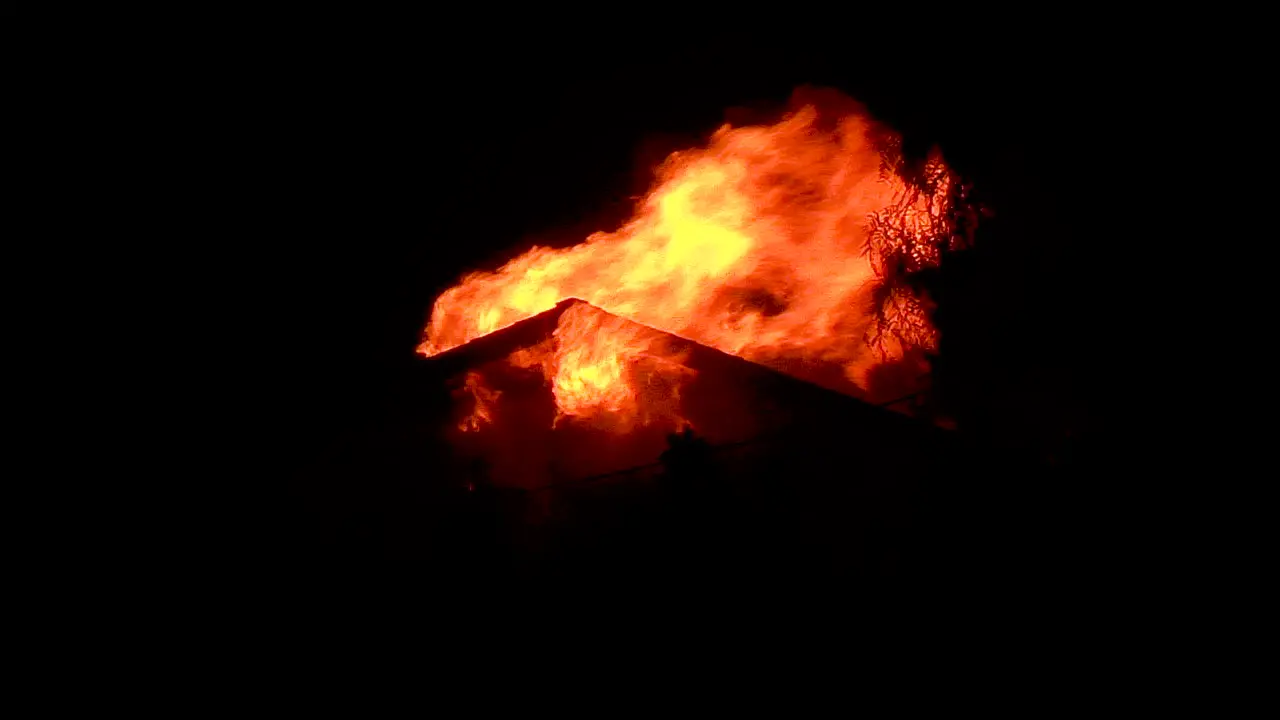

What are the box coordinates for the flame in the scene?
[455,370,500,432]
[508,303,692,430]
[423,89,966,424]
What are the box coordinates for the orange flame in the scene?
[424,90,964,424]
[508,303,692,430]
[455,370,500,432]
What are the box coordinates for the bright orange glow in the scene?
[455,370,500,432]
[507,303,692,430]
[423,89,965,426]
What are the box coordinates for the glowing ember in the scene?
[423,89,970,426]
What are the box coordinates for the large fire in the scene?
[423,89,972,430]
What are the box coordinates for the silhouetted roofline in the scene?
[418,298,954,442]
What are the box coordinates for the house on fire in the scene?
[287,298,1023,584]
[400,298,1002,580]
[423,298,959,487]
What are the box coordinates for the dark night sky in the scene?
[207,18,1145,464]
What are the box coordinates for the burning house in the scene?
[292,89,1018,585]
[431,297,959,490]
[415,295,994,582]
[416,89,978,479]
[401,89,998,581]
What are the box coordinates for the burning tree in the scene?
[864,141,983,364]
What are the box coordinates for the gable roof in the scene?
[419,298,951,445]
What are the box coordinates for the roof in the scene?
[418,299,959,489]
